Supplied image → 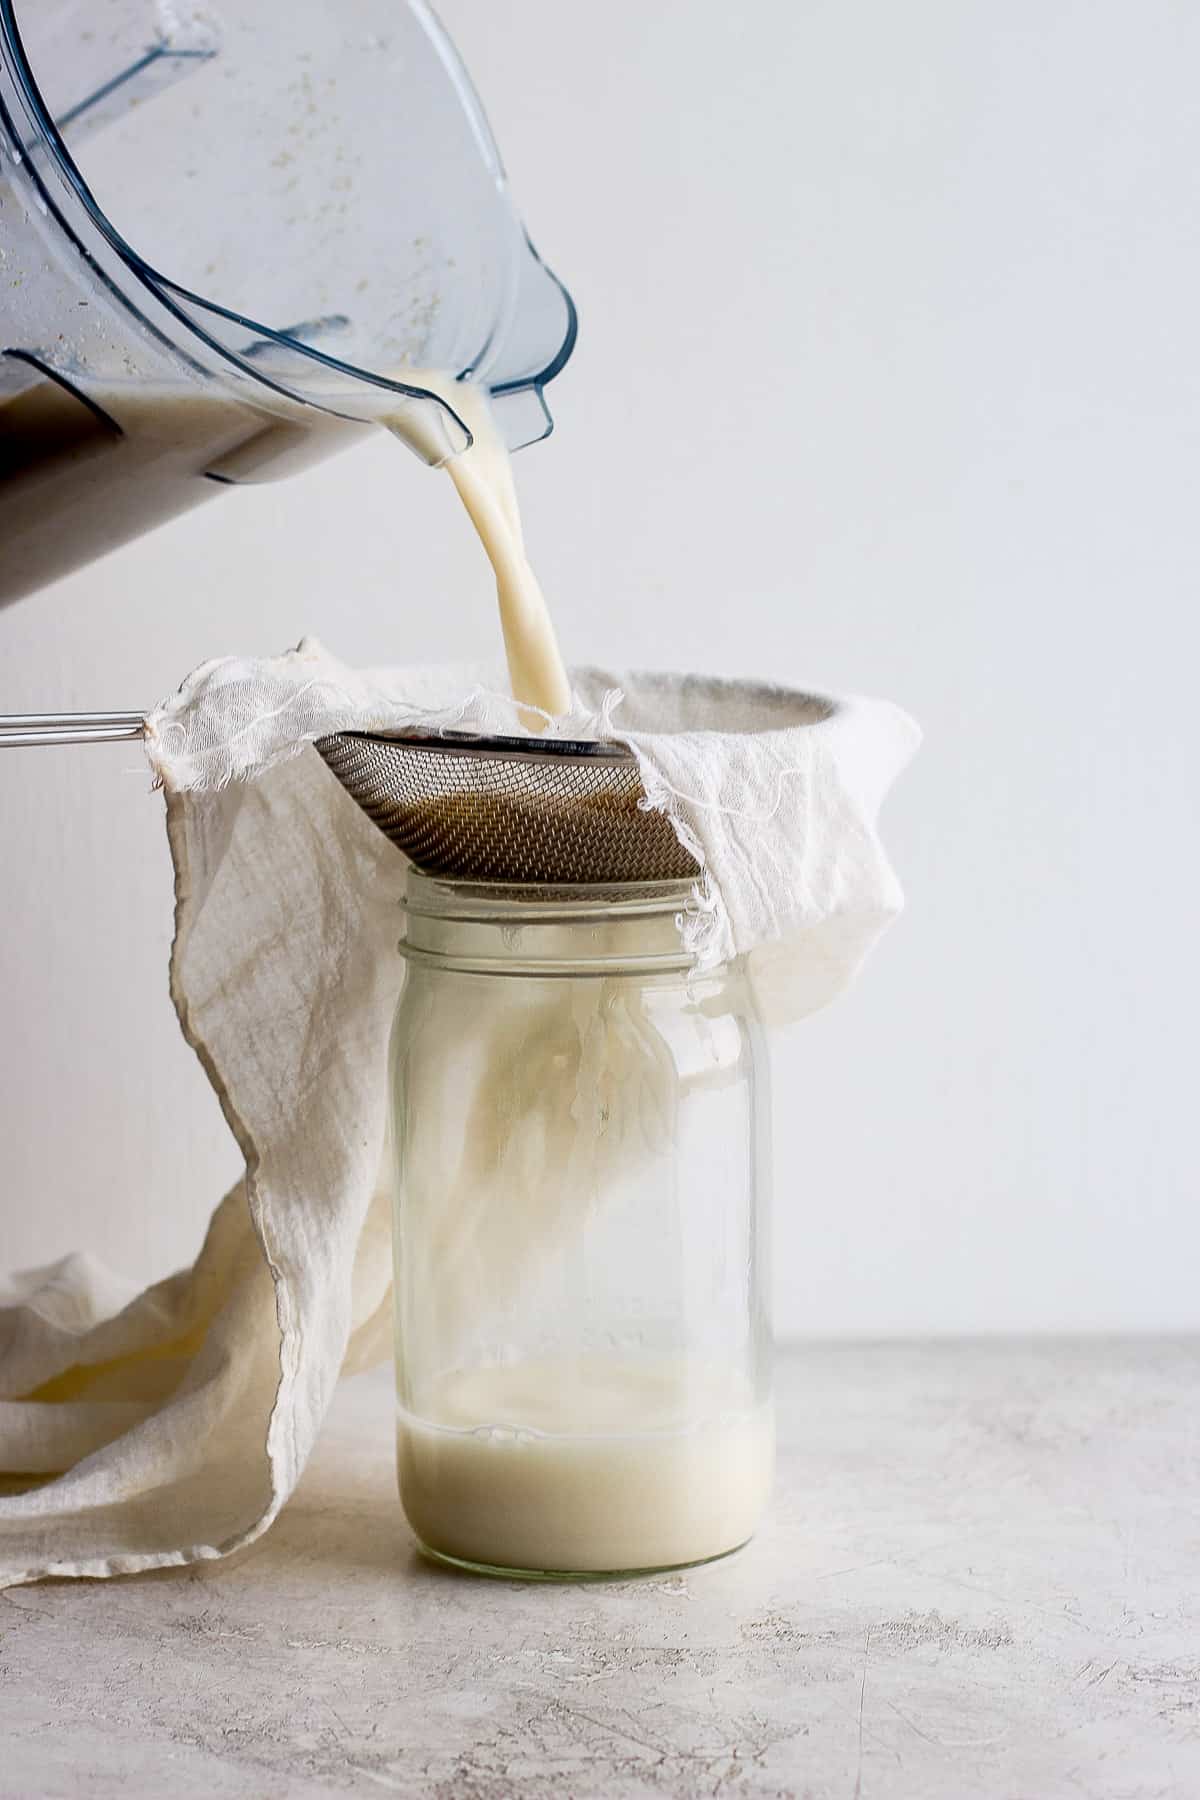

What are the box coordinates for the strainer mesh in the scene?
[315,731,700,885]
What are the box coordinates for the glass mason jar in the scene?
[388,872,773,1579]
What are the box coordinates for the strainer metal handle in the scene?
[0,710,146,746]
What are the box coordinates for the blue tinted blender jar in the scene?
[0,0,575,601]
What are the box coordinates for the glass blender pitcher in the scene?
[0,0,576,604]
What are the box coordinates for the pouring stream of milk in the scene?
[388,377,571,731]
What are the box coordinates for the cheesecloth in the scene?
[0,639,918,1586]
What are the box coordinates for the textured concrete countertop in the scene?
[3,1340,1198,1799]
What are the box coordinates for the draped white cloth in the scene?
[0,642,917,1585]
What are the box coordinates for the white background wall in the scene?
[2,0,1197,1334]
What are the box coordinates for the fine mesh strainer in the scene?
[314,731,701,885]
[0,714,701,887]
